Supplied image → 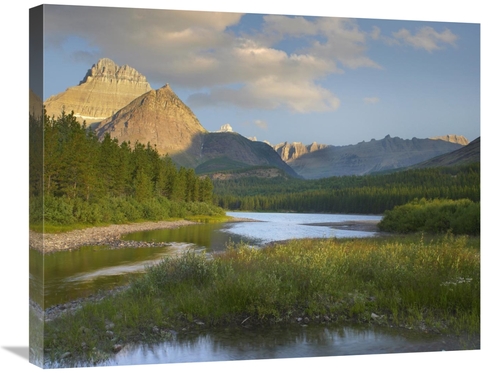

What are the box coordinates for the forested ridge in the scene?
[29,111,223,226]
[213,163,480,214]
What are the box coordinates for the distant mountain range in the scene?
[275,135,468,179]
[35,58,479,180]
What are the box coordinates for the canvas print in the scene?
[29,4,480,369]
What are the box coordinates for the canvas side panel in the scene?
[29,4,45,368]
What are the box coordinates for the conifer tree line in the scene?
[213,163,480,215]
[29,111,222,225]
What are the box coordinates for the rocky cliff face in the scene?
[430,135,469,145]
[94,84,207,166]
[44,58,152,126]
[273,141,329,162]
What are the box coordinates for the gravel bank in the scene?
[29,220,200,253]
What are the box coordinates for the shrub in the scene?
[37,195,225,227]
[378,198,480,235]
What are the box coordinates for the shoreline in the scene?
[29,216,260,253]
[29,220,200,253]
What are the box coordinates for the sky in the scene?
[37,3,480,147]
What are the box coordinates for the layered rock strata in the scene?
[44,58,152,126]
[273,141,329,162]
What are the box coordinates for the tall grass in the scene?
[44,234,480,365]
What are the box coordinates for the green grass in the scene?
[185,215,236,224]
[30,221,115,233]
[43,233,480,366]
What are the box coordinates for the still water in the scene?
[123,212,382,250]
[107,323,464,366]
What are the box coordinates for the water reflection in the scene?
[30,245,182,308]
[106,324,461,366]
[122,222,259,252]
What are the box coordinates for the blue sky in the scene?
[39,5,480,146]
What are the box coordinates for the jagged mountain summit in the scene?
[430,134,469,146]
[95,83,207,166]
[285,135,466,179]
[273,141,329,162]
[44,58,152,126]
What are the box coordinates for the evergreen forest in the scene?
[29,111,224,227]
[212,164,480,215]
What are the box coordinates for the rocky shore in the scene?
[29,220,200,253]
[29,216,259,253]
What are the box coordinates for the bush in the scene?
[378,198,480,235]
[43,196,76,225]
[37,195,226,227]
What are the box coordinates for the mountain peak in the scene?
[94,84,207,165]
[44,58,152,126]
[430,134,469,146]
[79,58,150,86]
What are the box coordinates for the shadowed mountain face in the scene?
[44,58,152,126]
[196,132,301,178]
[412,137,480,168]
[94,84,297,176]
[286,135,465,179]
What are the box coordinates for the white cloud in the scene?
[44,7,415,113]
[370,26,381,40]
[188,78,340,113]
[390,26,458,52]
[261,15,382,70]
[254,120,268,129]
